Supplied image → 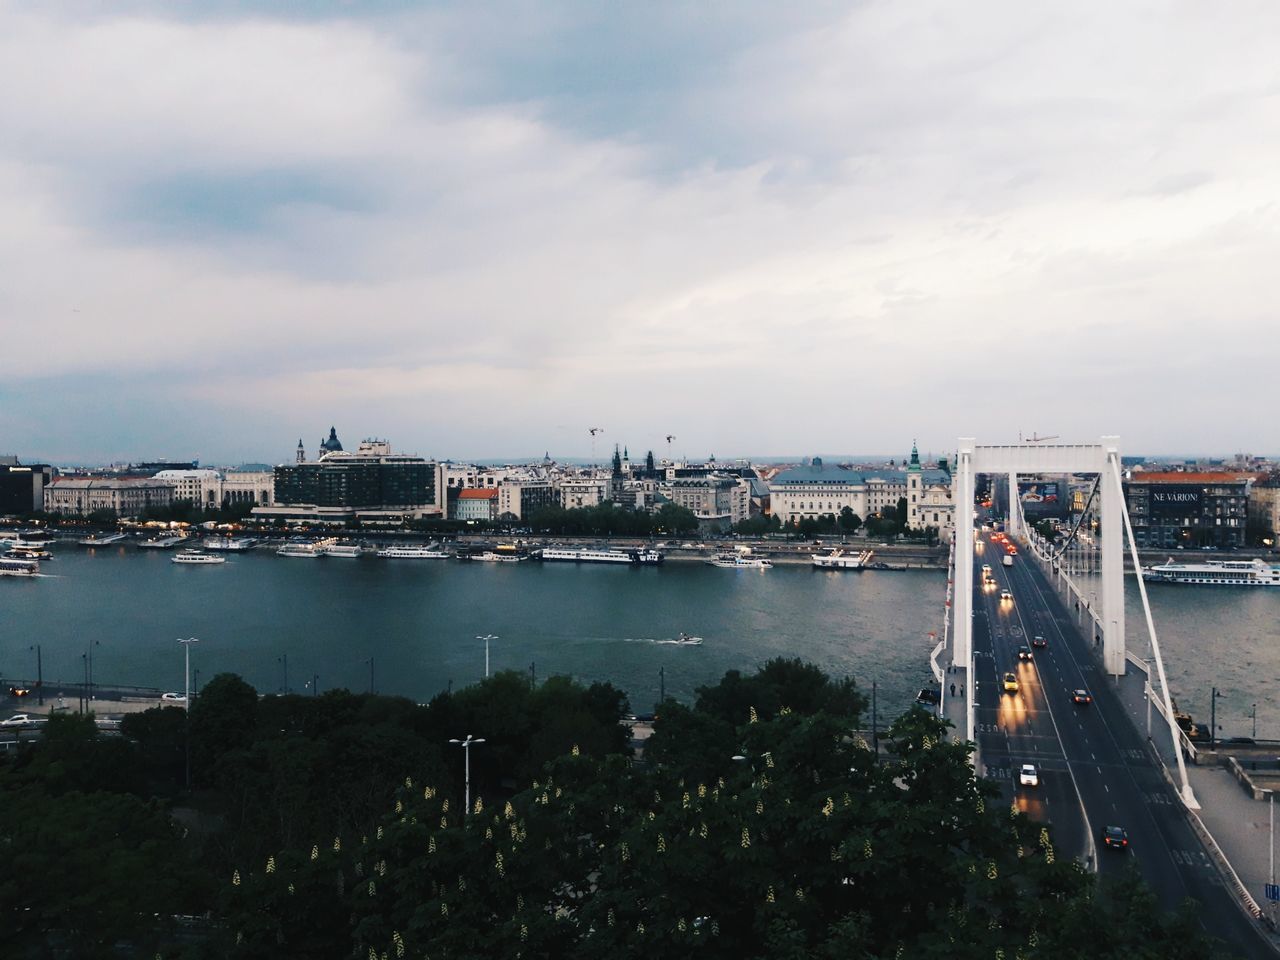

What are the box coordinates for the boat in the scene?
[203,536,258,552]
[476,549,528,562]
[633,548,665,565]
[811,548,874,570]
[1141,558,1280,586]
[172,550,226,565]
[276,538,331,558]
[0,557,39,577]
[707,551,773,569]
[78,532,129,547]
[139,534,188,550]
[657,632,703,646]
[539,547,635,564]
[6,545,52,561]
[0,533,54,549]
[375,545,450,559]
[323,542,365,558]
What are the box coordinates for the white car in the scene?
[161,692,188,703]
[1019,763,1039,787]
[1,713,35,726]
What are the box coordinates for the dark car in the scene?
[1102,825,1128,850]
[1031,635,1047,648]
[1017,645,1032,661]
[1072,689,1092,705]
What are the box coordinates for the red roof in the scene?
[1128,472,1254,484]
[457,488,499,499]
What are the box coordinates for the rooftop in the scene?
[1127,472,1256,484]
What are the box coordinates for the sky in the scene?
[1,2,1278,465]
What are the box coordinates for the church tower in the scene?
[296,439,305,464]
[907,439,922,529]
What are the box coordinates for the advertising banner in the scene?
[1018,481,1065,518]
[1148,484,1203,518]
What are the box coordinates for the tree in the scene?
[837,507,861,533]
[895,496,908,526]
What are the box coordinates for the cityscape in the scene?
[3,3,1280,959]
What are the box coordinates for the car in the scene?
[1031,635,1047,648]
[999,590,1013,602]
[1002,672,1019,693]
[1072,689,1092,705]
[161,692,188,703]
[1019,763,1039,786]
[1102,825,1128,850]
[1,713,35,726]
[1017,644,1032,661]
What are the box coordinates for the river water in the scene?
[3,548,1275,737]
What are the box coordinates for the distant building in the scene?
[497,480,556,521]
[769,459,868,524]
[222,465,275,507]
[559,478,609,510]
[1248,474,1280,542]
[663,475,750,526]
[44,477,175,518]
[453,488,499,521]
[0,459,54,516]
[1123,471,1254,549]
[253,433,442,525]
[906,444,953,537]
[153,469,223,508]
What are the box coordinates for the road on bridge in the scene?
[971,531,1273,959]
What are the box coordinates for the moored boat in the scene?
[811,548,874,570]
[203,536,258,552]
[78,532,129,547]
[323,542,365,558]
[1141,558,1280,586]
[707,551,772,569]
[375,545,450,559]
[172,550,226,565]
[139,534,188,549]
[0,557,40,577]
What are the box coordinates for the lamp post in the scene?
[30,644,42,706]
[278,653,289,695]
[366,657,375,694]
[449,734,486,814]
[1210,687,1225,751]
[476,634,497,679]
[179,637,199,793]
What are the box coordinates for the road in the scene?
[971,532,1273,959]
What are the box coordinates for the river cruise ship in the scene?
[172,550,226,565]
[203,536,258,552]
[1142,557,1280,586]
[707,551,773,569]
[277,538,335,558]
[322,542,364,558]
[811,548,874,569]
[0,556,39,577]
[375,545,451,559]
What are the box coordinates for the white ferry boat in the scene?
[6,545,53,561]
[476,549,528,562]
[172,550,226,565]
[78,532,129,547]
[323,542,365,558]
[0,556,39,577]
[1,533,54,549]
[375,545,450,559]
[707,551,773,569]
[1142,557,1280,587]
[277,539,332,558]
[811,548,874,570]
[203,536,258,552]
[540,547,634,564]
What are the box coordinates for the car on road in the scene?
[1,713,36,726]
[1072,689,1092,705]
[1017,645,1032,661]
[1031,635,1047,648]
[161,692,187,703]
[1102,825,1128,850]
[999,590,1013,603]
[1002,672,1019,693]
[1019,763,1039,786]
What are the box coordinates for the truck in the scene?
[1002,554,1014,568]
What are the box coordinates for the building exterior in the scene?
[1123,471,1253,549]
[770,460,869,525]
[453,488,499,521]
[906,445,954,537]
[1248,474,1280,542]
[559,478,609,510]
[221,466,275,507]
[0,459,53,515]
[663,475,750,526]
[44,478,176,518]
[153,469,223,508]
[497,480,556,521]
[253,433,443,525]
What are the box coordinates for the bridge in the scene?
[931,437,1276,957]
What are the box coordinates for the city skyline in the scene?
[4,4,1280,461]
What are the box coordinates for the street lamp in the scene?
[1210,687,1225,751]
[178,638,199,708]
[449,734,486,814]
[29,644,42,706]
[476,634,497,678]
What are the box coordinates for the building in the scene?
[1248,474,1280,542]
[559,478,609,509]
[497,480,556,521]
[253,433,443,525]
[663,475,750,527]
[906,444,954,537]
[221,465,275,507]
[769,460,868,525]
[453,488,499,521]
[153,469,223,509]
[1123,471,1253,549]
[0,458,53,515]
[43,477,176,518]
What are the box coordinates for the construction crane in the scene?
[1020,432,1060,443]
[664,434,676,465]
[589,427,604,464]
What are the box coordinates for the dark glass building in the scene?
[1123,471,1252,549]
[0,461,53,516]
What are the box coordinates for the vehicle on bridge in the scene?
[999,590,1013,603]
[1017,644,1032,661]
[1102,825,1129,850]
[1072,689,1092,705]
[1002,553,1014,567]
[1002,672,1019,693]
[1031,635,1047,648]
[1019,763,1039,787]
[1,714,37,726]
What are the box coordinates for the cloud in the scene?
[2,2,1279,461]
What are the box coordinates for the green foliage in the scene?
[838,506,862,533]
[525,502,697,537]
[734,513,783,536]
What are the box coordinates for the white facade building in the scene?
[153,469,223,508]
[44,478,176,517]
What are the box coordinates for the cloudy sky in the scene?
[2,2,1277,465]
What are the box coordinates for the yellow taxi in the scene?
[1002,672,1019,693]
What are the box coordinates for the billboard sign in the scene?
[1018,481,1065,518]
[1149,484,1203,518]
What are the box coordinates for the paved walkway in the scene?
[1108,658,1280,941]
